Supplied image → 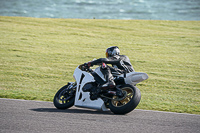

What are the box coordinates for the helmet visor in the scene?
[106,51,109,58]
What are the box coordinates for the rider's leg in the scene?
[100,63,116,89]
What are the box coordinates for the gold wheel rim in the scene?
[111,87,134,107]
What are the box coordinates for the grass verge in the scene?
[0,16,199,114]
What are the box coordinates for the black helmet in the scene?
[106,46,120,58]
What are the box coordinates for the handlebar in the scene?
[79,64,93,72]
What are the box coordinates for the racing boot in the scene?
[100,63,116,90]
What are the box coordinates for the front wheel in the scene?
[53,83,76,109]
[109,84,141,114]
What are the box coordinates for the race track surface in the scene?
[0,98,199,133]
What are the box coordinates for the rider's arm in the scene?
[90,58,120,66]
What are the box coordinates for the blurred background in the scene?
[0,0,200,20]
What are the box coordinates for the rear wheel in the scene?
[109,84,141,114]
[53,83,76,109]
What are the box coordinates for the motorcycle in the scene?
[53,63,148,114]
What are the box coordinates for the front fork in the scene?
[65,82,77,97]
[67,82,77,89]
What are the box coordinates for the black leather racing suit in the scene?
[90,55,134,86]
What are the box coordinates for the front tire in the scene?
[53,83,76,109]
[109,84,141,114]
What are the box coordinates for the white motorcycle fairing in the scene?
[73,66,109,111]
[73,65,148,111]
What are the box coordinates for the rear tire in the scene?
[109,84,141,114]
[53,84,75,109]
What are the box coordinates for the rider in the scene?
[85,46,134,89]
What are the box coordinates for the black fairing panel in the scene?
[91,72,107,85]
[114,77,125,85]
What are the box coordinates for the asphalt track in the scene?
[0,98,199,133]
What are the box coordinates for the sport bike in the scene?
[53,64,148,114]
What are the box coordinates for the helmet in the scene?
[106,46,120,58]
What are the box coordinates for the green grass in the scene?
[0,16,199,114]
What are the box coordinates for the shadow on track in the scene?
[30,108,114,115]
